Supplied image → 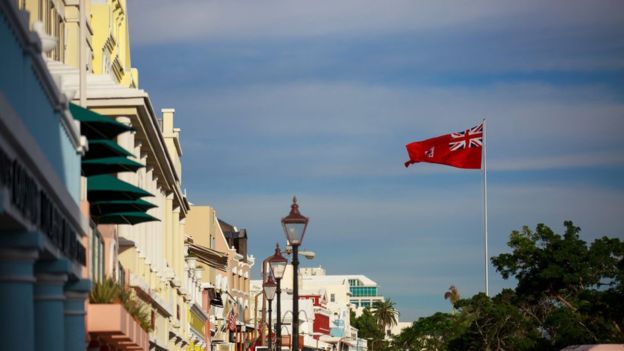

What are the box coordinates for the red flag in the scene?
[405,122,483,169]
[228,308,237,331]
[247,337,261,351]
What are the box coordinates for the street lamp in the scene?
[281,197,308,351]
[269,243,288,351]
[263,274,277,351]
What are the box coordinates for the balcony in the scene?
[87,304,149,351]
[129,272,173,317]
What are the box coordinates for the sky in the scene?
[126,0,624,321]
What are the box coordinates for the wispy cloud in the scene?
[126,0,624,321]
[168,81,624,185]
[128,0,624,46]
[491,151,624,171]
[200,181,624,317]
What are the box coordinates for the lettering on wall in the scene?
[0,145,86,265]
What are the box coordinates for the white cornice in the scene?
[44,63,189,215]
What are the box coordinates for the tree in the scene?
[352,308,385,341]
[448,290,544,351]
[393,221,623,351]
[491,221,624,348]
[352,308,386,351]
[444,285,461,313]
[393,312,460,351]
[372,299,399,335]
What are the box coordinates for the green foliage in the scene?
[491,221,624,348]
[353,309,385,341]
[352,309,387,351]
[89,278,153,332]
[89,277,122,303]
[372,299,399,331]
[448,291,544,351]
[392,312,461,351]
[391,221,624,351]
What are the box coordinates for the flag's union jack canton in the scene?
[449,123,483,151]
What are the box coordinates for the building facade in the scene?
[3,2,267,351]
[186,205,256,351]
[11,1,210,351]
[273,266,376,351]
[0,2,89,351]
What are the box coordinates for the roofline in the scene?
[86,94,188,215]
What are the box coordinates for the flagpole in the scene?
[482,118,489,297]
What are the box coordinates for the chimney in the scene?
[162,108,175,134]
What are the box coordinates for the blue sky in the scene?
[126,0,624,321]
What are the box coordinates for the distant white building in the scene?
[299,266,385,315]
[254,264,397,351]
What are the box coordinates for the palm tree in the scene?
[372,299,399,336]
[444,285,460,313]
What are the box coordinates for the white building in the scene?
[299,267,384,315]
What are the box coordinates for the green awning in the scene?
[87,175,153,202]
[69,103,133,139]
[82,157,144,176]
[95,211,160,225]
[84,139,133,160]
[90,199,156,216]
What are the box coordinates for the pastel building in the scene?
[186,205,256,351]
[266,265,367,351]
[14,1,205,350]
[299,267,368,351]
[273,266,381,351]
[5,3,261,351]
[0,2,89,351]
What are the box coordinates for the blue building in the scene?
[0,2,89,350]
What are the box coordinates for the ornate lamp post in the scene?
[263,274,277,351]
[281,197,308,351]
[269,244,288,351]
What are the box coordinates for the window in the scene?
[348,279,361,287]
[89,224,105,282]
[350,287,377,297]
[117,262,125,287]
[330,293,335,302]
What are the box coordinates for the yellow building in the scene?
[186,206,256,351]
[90,0,138,87]
[84,2,202,350]
[18,0,91,69]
